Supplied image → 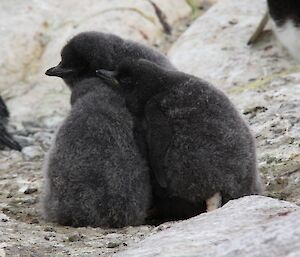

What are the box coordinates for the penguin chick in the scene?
[45,31,175,88]
[41,77,152,228]
[268,0,300,61]
[97,59,263,220]
[0,96,22,151]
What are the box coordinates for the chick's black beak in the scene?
[45,64,74,78]
[96,69,119,87]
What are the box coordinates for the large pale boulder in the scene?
[115,196,300,257]
[169,0,300,205]
[0,1,49,98]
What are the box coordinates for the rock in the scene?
[1,0,191,125]
[0,213,10,223]
[0,161,10,171]
[13,135,35,147]
[0,1,48,99]
[169,0,300,205]
[22,146,43,161]
[67,233,82,242]
[33,131,54,147]
[24,187,38,195]
[107,241,121,248]
[0,244,6,257]
[114,196,300,257]
[44,227,56,232]
[0,151,23,170]
[169,0,275,87]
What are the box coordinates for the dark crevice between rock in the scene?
[149,1,172,35]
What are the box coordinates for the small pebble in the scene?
[33,132,54,146]
[44,227,56,232]
[13,135,35,147]
[24,187,38,194]
[6,193,13,198]
[22,146,43,160]
[68,233,82,242]
[43,116,64,129]
[106,241,121,248]
[0,213,10,222]
[30,218,39,224]
[229,18,238,25]
[22,198,38,204]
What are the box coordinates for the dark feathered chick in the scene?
[97,59,263,220]
[41,78,152,228]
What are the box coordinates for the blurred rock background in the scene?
[1,0,300,256]
[1,0,192,125]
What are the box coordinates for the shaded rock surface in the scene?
[114,196,300,257]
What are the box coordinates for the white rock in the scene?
[0,1,49,98]
[0,213,9,222]
[114,196,300,257]
[2,0,191,124]
[168,0,296,90]
[22,146,43,160]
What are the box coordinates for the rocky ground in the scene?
[1,0,300,256]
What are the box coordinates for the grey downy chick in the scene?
[41,77,152,227]
[0,95,22,151]
[96,59,263,220]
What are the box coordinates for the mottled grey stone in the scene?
[114,196,300,257]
